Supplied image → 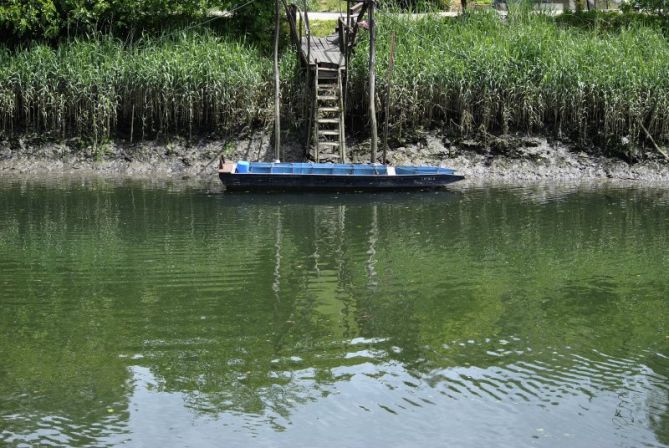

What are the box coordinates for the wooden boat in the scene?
[219,161,463,192]
[215,4,465,193]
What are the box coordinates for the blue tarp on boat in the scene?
[236,162,456,176]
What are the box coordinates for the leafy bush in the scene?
[0,0,277,43]
[620,0,668,15]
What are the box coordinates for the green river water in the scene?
[0,178,668,447]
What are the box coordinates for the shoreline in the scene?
[1,133,668,188]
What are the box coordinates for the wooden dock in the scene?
[299,35,344,67]
[286,1,369,162]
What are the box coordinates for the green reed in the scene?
[0,31,290,141]
[2,13,669,153]
[349,11,669,150]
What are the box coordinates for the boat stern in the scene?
[219,160,237,174]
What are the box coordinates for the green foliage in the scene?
[231,2,276,50]
[0,31,299,139]
[0,0,244,41]
[348,11,669,151]
[556,10,669,34]
[0,0,59,38]
[300,19,339,37]
[310,0,344,12]
[620,0,669,15]
[308,0,450,12]
[2,8,669,152]
[381,0,449,9]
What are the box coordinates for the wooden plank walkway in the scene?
[300,35,344,67]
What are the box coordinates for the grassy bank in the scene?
[1,11,669,158]
[0,31,299,142]
[348,11,669,155]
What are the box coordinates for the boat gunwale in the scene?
[218,172,461,178]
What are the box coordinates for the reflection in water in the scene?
[367,205,378,289]
[272,210,282,299]
[0,179,668,447]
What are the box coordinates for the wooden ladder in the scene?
[311,62,346,163]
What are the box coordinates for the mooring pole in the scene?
[305,0,311,65]
[368,0,378,164]
[345,0,350,113]
[383,32,396,166]
[304,0,312,154]
[274,0,281,161]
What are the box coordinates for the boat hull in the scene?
[219,172,464,192]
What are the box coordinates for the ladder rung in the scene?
[318,142,340,147]
[320,107,340,113]
[319,130,340,136]
[350,2,364,13]
[318,118,339,124]
[317,66,338,72]
[317,95,338,101]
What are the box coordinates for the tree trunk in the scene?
[369,0,378,164]
[274,0,281,161]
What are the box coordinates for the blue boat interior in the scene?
[235,161,455,176]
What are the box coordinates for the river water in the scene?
[0,178,668,447]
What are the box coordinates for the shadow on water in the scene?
[0,179,668,447]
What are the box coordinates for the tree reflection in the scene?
[0,181,668,445]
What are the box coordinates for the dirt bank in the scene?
[1,132,668,186]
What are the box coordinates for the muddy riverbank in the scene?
[1,132,668,186]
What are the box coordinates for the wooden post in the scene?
[274,0,281,161]
[383,32,396,166]
[369,0,378,164]
[306,69,314,154]
[130,105,135,143]
[338,68,346,162]
[640,121,669,161]
[314,63,320,162]
[304,0,311,153]
[344,0,351,143]
[305,0,311,66]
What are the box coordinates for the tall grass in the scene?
[349,11,669,149]
[2,13,669,153]
[0,31,295,141]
